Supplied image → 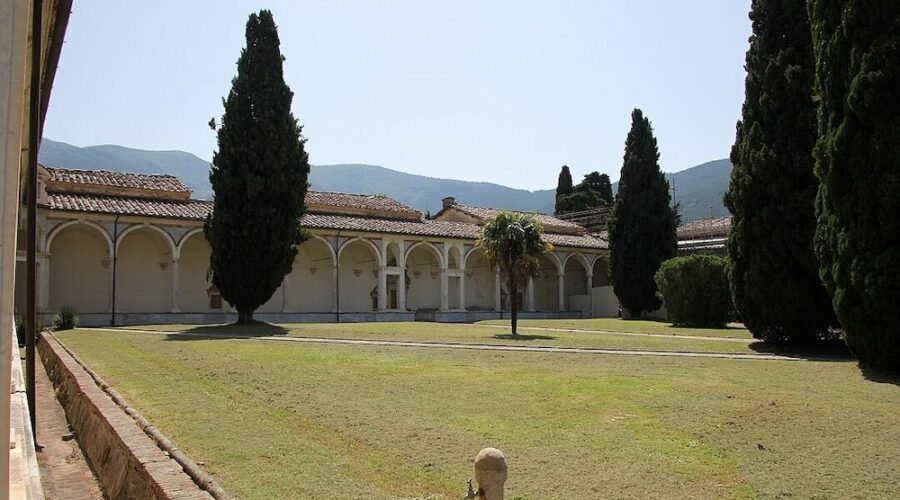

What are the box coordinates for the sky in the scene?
[43,1,752,191]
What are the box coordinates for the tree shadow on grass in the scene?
[861,369,900,387]
[749,339,854,361]
[164,321,289,341]
[492,334,557,341]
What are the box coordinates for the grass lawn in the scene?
[54,328,899,499]
[117,321,759,355]
[479,318,753,340]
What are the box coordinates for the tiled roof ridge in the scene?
[454,203,552,217]
[45,166,186,184]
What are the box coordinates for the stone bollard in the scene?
[474,448,507,500]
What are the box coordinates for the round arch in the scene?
[338,237,381,265]
[116,223,176,256]
[384,240,403,267]
[175,227,205,259]
[283,236,335,312]
[563,252,592,275]
[404,241,444,269]
[337,238,381,312]
[47,221,112,313]
[46,220,113,257]
[116,225,175,313]
[405,242,443,311]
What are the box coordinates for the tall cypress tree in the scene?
[809,1,900,373]
[555,165,574,214]
[609,109,678,317]
[724,0,836,343]
[205,10,310,323]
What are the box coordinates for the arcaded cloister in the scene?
[15,166,617,326]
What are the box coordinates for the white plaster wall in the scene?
[592,257,611,287]
[49,227,110,313]
[338,242,378,312]
[178,234,212,312]
[285,239,333,312]
[532,257,559,310]
[406,247,441,310]
[564,259,588,304]
[448,276,460,309]
[592,286,619,317]
[117,230,172,313]
[464,251,495,310]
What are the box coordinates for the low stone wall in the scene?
[38,332,217,500]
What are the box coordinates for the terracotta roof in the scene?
[45,193,608,249]
[45,167,191,195]
[677,216,732,240]
[443,204,585,234]
[46,193,212,220]
[306,191,422,220]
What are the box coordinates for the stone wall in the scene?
[38,332,216,499]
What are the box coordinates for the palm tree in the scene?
[477,212,553,336]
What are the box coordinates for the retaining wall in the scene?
[38,332,216,500]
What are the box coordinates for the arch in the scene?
[116,223,176,256]
[48,222,112,313]
[564,253,590,303]
[177,231,214,312]
[384,241,403,267]
[338,237,381,265]
[338,238,381,312]
[46,220,113,257]
[464,247,496,310]
[563,252,592,276]
[591,255,611,287]
[284,237,335,312]
[404,241,444,269]
[464,245,486,268]
[545,252,564,275]
[116,225,175,312]
[175,227,205,259]
[312,234,337,264]
[532,254,561,311]
[447,245,462,270]
[405,242,443,310]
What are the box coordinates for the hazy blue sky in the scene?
[44,1,751,190]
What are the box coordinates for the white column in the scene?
[377,265,387,311]
[458,274,466,311]
[170,258,180,312]
[557,273,566,311]
[526,276,535,311]
[398,266,407,311]
[494,270,502,311]
[331,265,339,313]
[281,278,288,312]
[440,269,449,312]
[586,273,594,318]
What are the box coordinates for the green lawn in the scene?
[118,321,758,355]
[479,318,754,339]
[54,327,899,499]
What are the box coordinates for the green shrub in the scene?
[655,255,732,328]
[53,306,78,331]
[14,314,24,347]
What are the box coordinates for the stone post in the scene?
[458,274,466,311]
[331,265,339,313]
[170,258,180,313]
[557,273,566,311]
[398,266,407,311]
[440,269,449,312]
[377,265,387,311]
[474,448,507,500]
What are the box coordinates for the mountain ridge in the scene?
[38,138,730,221]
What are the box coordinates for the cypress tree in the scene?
[608,109,678,317]
[724,0,836,343]
[555,165,574,214]
[205,10,310,323]
[809,1,900,373]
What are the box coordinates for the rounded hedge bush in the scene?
[655,255,732,328]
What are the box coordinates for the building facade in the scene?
[20,166,617,326]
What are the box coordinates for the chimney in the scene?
[442,196,456,210]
